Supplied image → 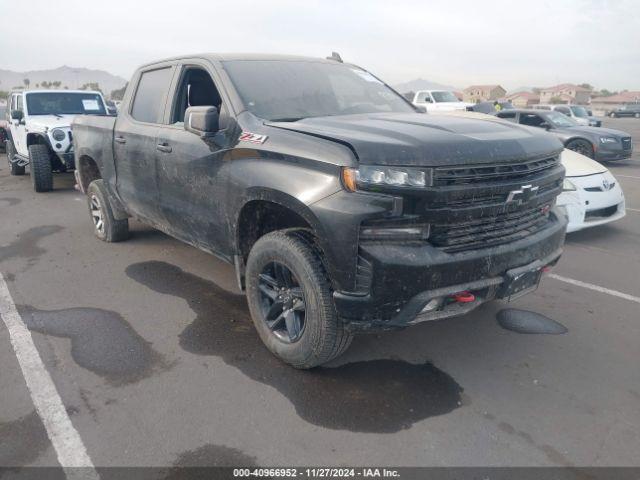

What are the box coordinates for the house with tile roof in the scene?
[462,85,506,103]
[538,84,591,105]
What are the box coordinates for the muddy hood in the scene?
[267,113,563,166]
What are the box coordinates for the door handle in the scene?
[114,136,126,144]
[156,142,172,153]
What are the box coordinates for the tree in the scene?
[52,81,62,89]
[110,83,128,101]
[80,82,102,94]
[23,78,30,88]
[41,81,51,89]
[549,96,565,104]
[578,83,593,91]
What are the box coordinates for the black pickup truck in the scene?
[72,53,567,368]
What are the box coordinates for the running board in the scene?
[10,153,29,167]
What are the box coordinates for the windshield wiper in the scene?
[270,117,305,122]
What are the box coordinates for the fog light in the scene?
[421,298,442,313]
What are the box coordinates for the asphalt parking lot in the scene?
[1,118,639,473]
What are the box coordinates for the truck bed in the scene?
[72,115,117,193]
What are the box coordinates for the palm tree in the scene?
[23,78,31,88]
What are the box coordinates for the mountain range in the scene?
[392,78,459,94]
[0,66,127,97]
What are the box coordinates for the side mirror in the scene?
[185,106,219,137]
[414,105,427,113]
[11,110,23,121]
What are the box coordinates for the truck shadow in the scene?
[126,261,464,433]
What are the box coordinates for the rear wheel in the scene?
[245,231,353,368]
[29,144,53,192]
[6,140,25,176]
[566,139,594,159]
[87,179,129,242]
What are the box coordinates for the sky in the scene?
[1,0,638,91]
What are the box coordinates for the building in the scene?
[506,91,540,107]
[538,84,591,105]
[590,91,640,115]
[463,85,506,103]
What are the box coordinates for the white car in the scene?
[558,149,625,232]
[412,90,472,112]
[5,89,108,192]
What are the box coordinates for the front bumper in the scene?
[595,146,633,161]
[334,208,567,331]
[557,175,626,233]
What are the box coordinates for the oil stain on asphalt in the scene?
[0,225,63,265]
[0,411,52,468]
[497,308,568,334]
[126,261,464,433]
[162,444,259,479]
[19,306,171,386]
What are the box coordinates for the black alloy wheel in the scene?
[258,261,306,343]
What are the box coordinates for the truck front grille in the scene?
[621,137,632,151]
[429,204,551,253]
[433,156,559,186]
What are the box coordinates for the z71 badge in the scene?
[239,132,268,144]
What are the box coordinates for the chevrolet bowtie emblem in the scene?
[506,184,539,204]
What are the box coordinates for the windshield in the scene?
[222,60,414,121]
[547,110,578,127]
[25,92,106,116]
[431,91,459,103]
[570,106,589,118]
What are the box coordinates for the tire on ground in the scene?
[87,179,129,242]
[245,230,353,369]
[6,140,25,176]
[29,143,53,191]
[565,139,594,159]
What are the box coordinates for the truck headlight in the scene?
[51,129,66,141]
[599,137,617,144]
[342,166,433,192]
[562,179,577,191]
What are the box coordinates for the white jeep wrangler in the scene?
[5,90,108,191]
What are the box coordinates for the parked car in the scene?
[412,90,472,112]
[0,105,7,152]
[5,89,108,190]
[72,53,567,368]
[466,101,514,114]
[607,104,640,118]
[495,109,632,161]
[558,149,625,232]
[532,104,600,127]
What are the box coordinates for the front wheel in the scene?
[635,113,640,118]
[6,140,25,176]
[29,144,53,192]
[245,231,353,369]
[610,112,616,118]
[566,139,595,159]
[86,179,129,242]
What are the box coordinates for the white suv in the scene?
[5,90,108,191]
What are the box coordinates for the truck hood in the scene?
[267,113,563,166]
[27,115,75,130]
[561,148,607,177]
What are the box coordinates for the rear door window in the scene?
[130,67,174,124]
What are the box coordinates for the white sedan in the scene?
[558,149,626,232]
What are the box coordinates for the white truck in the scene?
[5,89,108,191]
[412,90,472,112]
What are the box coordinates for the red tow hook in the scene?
[541,265,552,273]
[452,291,475,303]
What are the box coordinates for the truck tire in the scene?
[86,179,129,242]
[29,144,53,192]
[6,140,25,176]
[245,230,353,369]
